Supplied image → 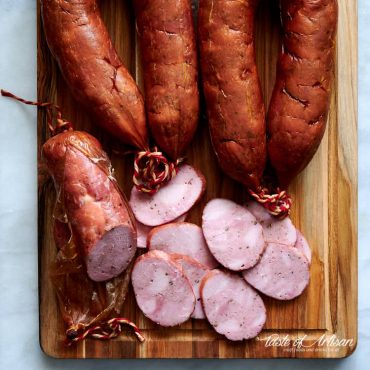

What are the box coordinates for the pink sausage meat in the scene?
[130,164,205,226]
[243,243,310,300]
[148,222,218,268]
[172,254,209,319]
[245,201,297,246]
[131,250,195,326]
[294,230,312,264]
[136,213,187,249]
[200,270,266,341]
[202,199,265,271]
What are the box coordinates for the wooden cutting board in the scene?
[38,0,357,359]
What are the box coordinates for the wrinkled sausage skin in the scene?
[198,0,266,191]
[41,0,147,149]
[267,0,338,187]
[135,0,199,160]
[43,131,137,282]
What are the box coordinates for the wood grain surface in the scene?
[38,0,358,359]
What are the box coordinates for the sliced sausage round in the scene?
[130,164,206,226]
[148,222,218,268]
[200,270,266,341]
[171,254,209,319]
[131,250,195,326]
[294,230,312,265]
[136,221,152,249]
[136,213,187,249]
[86,225,136,282]
[202,199,265,271]
[243,243,310,300]
[245,201,297,246]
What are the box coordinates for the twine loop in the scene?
[1,89,73,135]
[133,147,182,194]
[249,188,292,219]
[66,317,145,345]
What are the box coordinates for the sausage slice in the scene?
[148,222,218,268]
[130,164,205,226]
[136,221,152,249]
[200,270,266,341]
[131,250,195,326]
[245,201,297,246]
[172,254,209,319]
[136,214,187,249]
[202,199,265,271]
[294,230,312,264]
[243,243,310,300]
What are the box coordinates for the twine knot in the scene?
[248,188,292,219]
[66,317,145,345]
[133,147,182,194]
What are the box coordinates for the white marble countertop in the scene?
[0,1,368,369]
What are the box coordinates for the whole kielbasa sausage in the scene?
[198,0,266,191]
[41,0,147,149]
[135,0,199,160]
[267,0,338,188]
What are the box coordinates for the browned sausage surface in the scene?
[43,130,137,282]
[267,0,338,188]
[198,0,266,191]
[135,0,199,160]
[41,0,147,149]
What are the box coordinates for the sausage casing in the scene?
[135,0,199,159]
[267,0,338,187]
[198,0,266,191]
[41,0,147,149]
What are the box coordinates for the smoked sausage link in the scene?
[135,0,199,160]
[41,0,147,149]
[43,131,137,282]
[198,0,266,191]
[267,0,338,187]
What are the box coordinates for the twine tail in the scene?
[248,188,292,219]
[1,89,73,134]
[66,317,145,345]
[133,147,182,194]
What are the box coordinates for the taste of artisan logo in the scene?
[256,334,354,352]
